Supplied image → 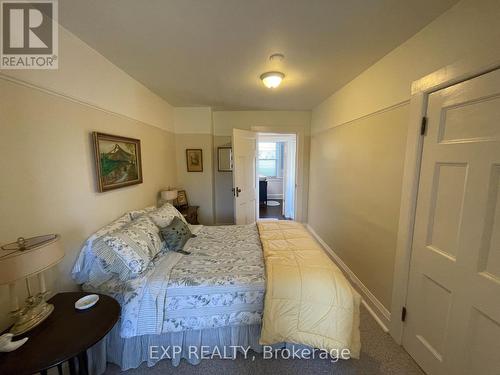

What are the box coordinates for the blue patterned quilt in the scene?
[84,224,265,338]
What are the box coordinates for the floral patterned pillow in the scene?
[100,216,163,278]
[71,213,132,284]
[148,202,188,227]
[88,213,132,244]
[127,206,157,220]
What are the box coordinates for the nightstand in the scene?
[178,205,199,225]
[0,292,120,375]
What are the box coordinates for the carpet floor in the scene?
[104,306,424,375]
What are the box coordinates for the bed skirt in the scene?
[87,323,264,373]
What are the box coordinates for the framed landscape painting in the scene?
[92,132,143,192]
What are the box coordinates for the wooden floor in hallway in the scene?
[259,199,286,220]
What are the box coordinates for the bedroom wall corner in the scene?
[173,107,215,225]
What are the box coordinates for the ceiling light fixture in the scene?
[260,71,285,89]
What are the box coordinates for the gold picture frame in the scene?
[186,149,203,172]
[92,132,143,192]
[175,189,188,207]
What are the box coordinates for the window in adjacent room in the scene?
[257,141,284,177]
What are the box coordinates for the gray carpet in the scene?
[104,305,423,375]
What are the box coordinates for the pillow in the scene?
[128,206,156,220]
[71,213,132,284]
[160,216,196,252]
[97,216,163,280]
[92,213,132,239]
[149,202,188,227]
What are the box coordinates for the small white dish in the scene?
[75,294,99,310]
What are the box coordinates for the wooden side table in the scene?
[178,205,199,225]
[0,292,120,375]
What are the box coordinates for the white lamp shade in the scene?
[161,190,178,201]
[0,235,64,285]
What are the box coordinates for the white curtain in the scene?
[284,138,296,219]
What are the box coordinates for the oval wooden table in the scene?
[0,292,120,375]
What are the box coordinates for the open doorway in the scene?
[257,133,297,220]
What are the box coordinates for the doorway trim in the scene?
[256,132,298,221]
[251,125,307,222]
[390,50,500,344]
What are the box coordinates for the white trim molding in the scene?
[390,49,500,344]
[0,73,174,133]
[310,99,410,136]
[306,224,390,333]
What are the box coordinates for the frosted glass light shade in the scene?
[260,71,285,88]
[161,190,178,201]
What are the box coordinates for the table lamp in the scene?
[161,189,178,204]
[0,234,64,335]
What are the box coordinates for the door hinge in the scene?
[420,116,428,136]
[401,306,407,322]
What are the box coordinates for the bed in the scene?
[71,204,359,373]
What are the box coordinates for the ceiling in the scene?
[59,0,458,110]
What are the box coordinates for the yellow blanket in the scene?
[258,220,361,359]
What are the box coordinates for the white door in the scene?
[403,68,500,375]
[232,129,257,224]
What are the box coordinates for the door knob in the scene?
[236,187,242,197]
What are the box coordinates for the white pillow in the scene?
[71,213,132,284]
[97,216,163,280]
[127,206,157,220]
[148,202,188,227]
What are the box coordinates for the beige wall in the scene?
[0,23,176,331]
[173,108,214,224]
[308,0,500,315]
[0,24,173,132]
[214,135,234,224]
[312,0,500,134]
[213,111,311,137]
[174,107,212,134]
[174,133,215,224]
[0,79,176,330]
[308,105,408,308]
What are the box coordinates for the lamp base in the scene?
[10,300,54,336]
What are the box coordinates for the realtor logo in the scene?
[1,0,58,69]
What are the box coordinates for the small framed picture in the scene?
[176,190,188,207]
[217,146,232,172]
[186,149,203,172]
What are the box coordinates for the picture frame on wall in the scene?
[92,132,143,192]
[217,146,232,172]
[186,148,203,172]
[175,189,188,207]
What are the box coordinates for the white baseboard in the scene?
[306,224,391,333]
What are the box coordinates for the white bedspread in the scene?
[84,224,265,338]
